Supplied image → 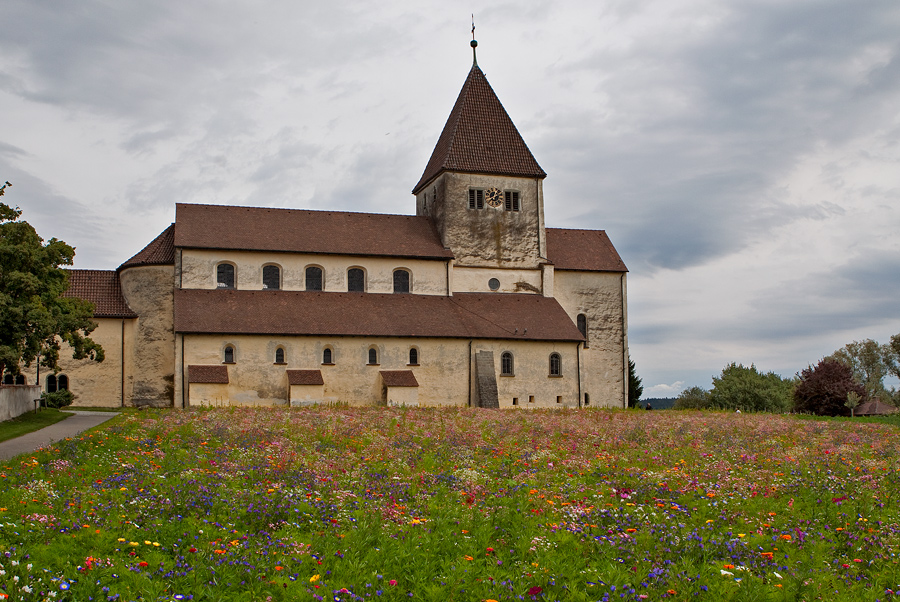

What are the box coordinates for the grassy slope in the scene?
[0,408,72,443]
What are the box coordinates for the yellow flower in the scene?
[117,538,126,542]
[310,575,320,582]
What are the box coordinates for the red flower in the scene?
[389,580,398,586]
[188,547,197,553]
[138,561,149,567]
[527,586,543,595]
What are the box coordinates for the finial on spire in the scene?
[470,14,478,66]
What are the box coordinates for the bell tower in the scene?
[413,39,548,269]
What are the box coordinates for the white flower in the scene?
[773,571,783,579]
[720,570,733,576]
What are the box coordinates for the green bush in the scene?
[42,389,75,409]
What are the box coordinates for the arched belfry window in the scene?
[348,268,365,292]
[224,346,235,363]
[549,353,562,376]
[306,266,323,291]
[501,352,514,376]
[393,269,410,294]
[263,265,281,290]
[217,263,235,289]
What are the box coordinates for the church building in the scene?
[23,45,629,409]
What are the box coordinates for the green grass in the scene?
[0,408,73,443]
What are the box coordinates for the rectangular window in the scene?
[528,395,535,404]
[556,396,562,404]
[468,189,484,209]
[504,191,520,211]
[512,397,518,406]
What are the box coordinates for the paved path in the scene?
[0,411,120,461]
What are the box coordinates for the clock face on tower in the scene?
[485,187,503,208]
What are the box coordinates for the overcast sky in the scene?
[2,0,899,396]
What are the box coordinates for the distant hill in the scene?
[639,397,677,410]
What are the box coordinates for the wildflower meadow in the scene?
[1,407,899,601]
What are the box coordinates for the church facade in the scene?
[19,53,629,409]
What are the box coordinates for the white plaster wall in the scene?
[553,270,628,408]
[0,385,41,421]
[180,250,449,295]
[451,266,543,295]
[177,334,582,408]
[471,341,580,408]
[385,386,419,407]
[23,318,131,408]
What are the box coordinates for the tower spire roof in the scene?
[412,58,546,194]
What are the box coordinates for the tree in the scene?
[673,386,711,410]
[708,363,794,412]
[793,358,865,416]
[627,356,643,408]
[0,182,104,379]
[826,339,896,402]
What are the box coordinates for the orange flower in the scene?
[667,590,677,595]
[464,555,474,561]
[626,528,636,533]
[723,564,735,569]
[760,552,774,559]
[780,534,791,540]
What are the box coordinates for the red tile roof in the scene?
[64,270,137,318]
[119,224,175,270]
[174,204,453,260]
[413,65,546,193]
[174,290,583,342]
[188,365,229,384]
[546,228,628,273]
[380,370,419,387]
[287,370,325,386]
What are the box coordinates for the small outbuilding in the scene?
[854,399,898,416]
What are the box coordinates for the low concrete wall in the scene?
[0,385,42,422]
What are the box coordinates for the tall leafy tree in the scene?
[0,182,104,378]
[708,363,794,413]
[827,339,896,401]
[793,358,866,416]
[673,386,711,410]
[628,356,643,408]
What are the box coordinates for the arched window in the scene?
[393,269,410,293]
[217,263,235,289]
[274,348,285,364]
[2,373,13,385]
[58,375,69,390]
[368,348,378,365]
[409,348,419,365]
[263,265,281,290]
[47,374,58,393]
[15,374,25,385]
[501,352,514,376]
[323,348,333,365]
[347,268,365,292]
[549,353,562,376]
[306,266,323,291]
[224,346,235,363]
[577,314,588,344]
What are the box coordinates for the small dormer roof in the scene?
[412,64,546,194]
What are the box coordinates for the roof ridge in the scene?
[412,64,546,194]
[174,202,428,220]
